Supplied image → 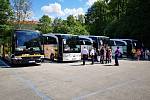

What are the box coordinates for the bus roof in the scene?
[89,35,109,39]
[118,39,138,41]
[110,39,127,45]
[43,33,56,37]
[110,39,128,42]
[53,33,72,36]
[43,33,59,43]
[43,33,74,38]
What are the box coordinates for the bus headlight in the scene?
[12,56,22,60]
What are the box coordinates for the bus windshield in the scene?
[62,35,81,53]
[132,40,143,49]
[79,37,93,45]
[89,36,109,49]
[15,30,41,52]
[115,41,126,46]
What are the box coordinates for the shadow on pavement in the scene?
[70,62,95,66]
[9,63,41,68]
[103,64,115,66]
[70,64,84,66]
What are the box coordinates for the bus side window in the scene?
[48,37,57,44]
[109,40,115,46]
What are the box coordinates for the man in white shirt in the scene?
[90,47,95,64]
[81,47,89,65]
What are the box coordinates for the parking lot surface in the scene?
[0,60,150,100]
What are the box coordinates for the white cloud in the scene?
[86,0,98,6]
[64,8,84,16]
[41,3,85,18]
[41,3,65,16]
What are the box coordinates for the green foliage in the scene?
[0,0,13,24]
[67,22,89,35]
[67,15,89,35]
[51,15,88,35]
[52,18,68,33]
[36,15,52,34]
[0,0,14,57]
[77,15,85,24]
[85,1,108,35]
[104,0,150,47]
[85,0,150,48]
[119,0,150,47]
[0,0,14,38]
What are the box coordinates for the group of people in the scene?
[131,48,150,61]
[81,46,120,66]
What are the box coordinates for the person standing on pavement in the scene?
[114,47,120,66]
[105,47,109,64]
[90,47,95,64]
[100,46,105,64]
[145,49,150,61]
[50,53,54,62]
[147,49,150,61]
[81,47,89,65]
[97,49,101,62]
[136,49,141,61]
[109,48,112,63]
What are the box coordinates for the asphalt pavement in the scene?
[0,59,150,100]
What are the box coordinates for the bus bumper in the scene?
[11,56,44,64]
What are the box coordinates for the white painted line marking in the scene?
[12,71,53,100]
[73,79,139,100]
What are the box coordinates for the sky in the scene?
[30,0,98,20]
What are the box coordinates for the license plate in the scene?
[72,58,77,60]
[29,61,35,63]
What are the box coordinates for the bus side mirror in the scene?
[63,39,66,44]
[83,41,85,45]
[11,54,15,58]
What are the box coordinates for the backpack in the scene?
[115,49,120,57]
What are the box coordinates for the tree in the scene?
[52,18,69,33]
[51,15,88,35]
[104,0,150,48]
[67,15,76,26]
[119,0,150,48]
[77,14,85,25]
[0,0,14,57]
[36,15,52,34]
[85,1,108,35]
[11,0,32,29]
[108,0,128,20]
[66,15,88,35]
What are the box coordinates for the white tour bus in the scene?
[113,39,144,57]
[43,33,81,62]
[109,39,127,57]
[88,35,110,50]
